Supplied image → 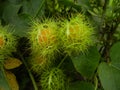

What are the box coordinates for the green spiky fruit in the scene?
[40,68,67,90]
[0,36,5,48]
[61,14,95,55]
[0,25,16,55]
[30,55,53,74]
[0,25,16,66]
[29,19,59,61]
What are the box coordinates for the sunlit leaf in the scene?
[4,57,22,70]
[5,70,19,90]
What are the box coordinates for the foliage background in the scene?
[0,0,120,90]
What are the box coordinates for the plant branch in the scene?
[94,76,98,90]
[102,22,119,62]
[18,53,38,90]
[57,54,68,68]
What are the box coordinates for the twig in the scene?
[57,54,68,68]
[18,53,38,90]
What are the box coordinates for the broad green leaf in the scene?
[2,0,45,37]
[98,62,120,90]
[2,3,29,37]
[2,2,21,22]
[69,81,94,90]
[71,46,100,78]
[21,0,45,17]
[110,42,120,70]
[0,70,10,90]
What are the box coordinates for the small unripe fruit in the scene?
[29,19,59,61]
[61,14,95,55]
[40,68,67,90]
[38,28,56,46]
[30,55,52,74]
[0,36,5,48]
[0,25,16,55]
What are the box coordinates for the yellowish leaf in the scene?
[0,87,4,90]
[5,71,19,90]
[4,57,22,70]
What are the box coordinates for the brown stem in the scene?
[102,22,119,62]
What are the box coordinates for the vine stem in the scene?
[94,75,98,90]
[57,54,68,68]
[18,53,38,90]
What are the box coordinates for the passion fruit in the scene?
[30,55,53,74]
[0,25,16,55]
[37,27,56,46]
[40,68,67,90]
[29,19,59,61]
[61,14,95,55]
[0,36,5,48]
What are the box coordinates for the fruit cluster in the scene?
[29,14,95,90]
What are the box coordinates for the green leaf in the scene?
[0,69,10,90]
[2,2,21,22]
[2,0,45,37]
[2,2,30,37]
[110,42,120,70]
[71,46,100,78]
[69,81,94,90]
[21,0,45,17]
[98,62,120,90]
